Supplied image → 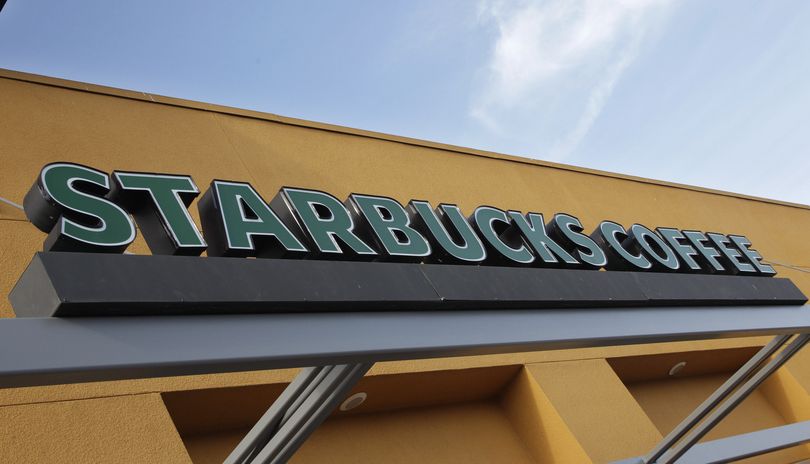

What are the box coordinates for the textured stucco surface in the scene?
[526,359,662,463]
[0,394,192,463]
[2,68,810,463]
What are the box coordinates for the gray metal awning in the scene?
[0,305,807,388]
[2,305,809,463]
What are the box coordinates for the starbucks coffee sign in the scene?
[23,162,776,277]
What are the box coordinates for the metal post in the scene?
[225,362,373,464]
[643,334,792,463]
[656,333,810,464]
[224,366,327,464]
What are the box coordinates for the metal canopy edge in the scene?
[0,304,808,388]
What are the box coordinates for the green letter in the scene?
[23,162,136,252]
[708,232,756,274]
[408,200,486,263]
[474,207,533,264]
[198,181,308,258]
[282,188,377,257]
[729,235,776,276]
[350,194,430,259]
[592,221,652,271]
[507,211,578,265]
[549,214,606,269]
[112,172,206,255]
[682,230,726,273]
[657,227,703,272]
[629,224,680,271]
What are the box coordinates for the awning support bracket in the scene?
[224,362,374,464]
[616,332,810,464]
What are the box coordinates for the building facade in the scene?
[1,69,810,463]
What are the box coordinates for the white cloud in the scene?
[472,0,675,160]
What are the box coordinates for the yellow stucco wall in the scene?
[2,68,810,463]
[0,394,192,463]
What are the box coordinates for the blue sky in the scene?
[1,0,808,204]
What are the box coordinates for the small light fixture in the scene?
[340,392,367,411]
[669,361,687,376]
